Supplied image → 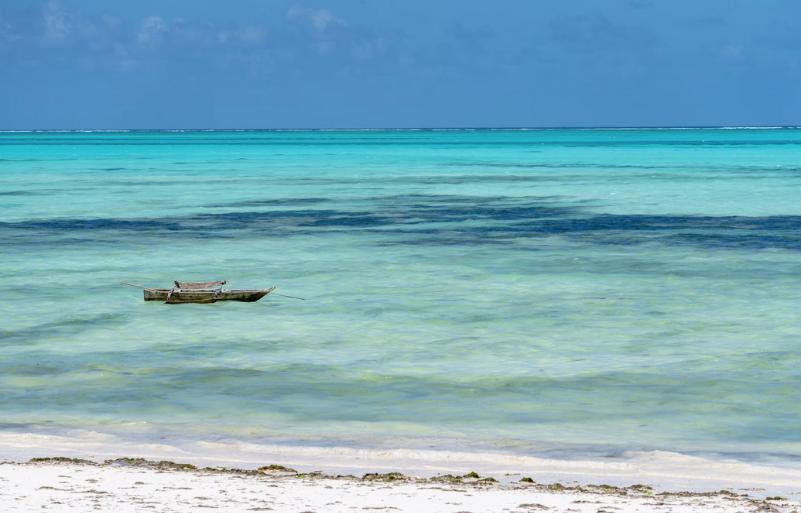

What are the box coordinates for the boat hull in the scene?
[143,288,274,303]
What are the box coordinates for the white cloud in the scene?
[351,38,385,60]
[101,15,120,31]
[35,3,118,48]
[217,26,265,46]
[0,21,18,44]
[137,15,167,46]
[43,1,70,42]
[238,26,265,45]
[287,5,343,33]
[111,44,140,72]
[721,44,744,62]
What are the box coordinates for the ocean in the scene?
[2,128,801,476]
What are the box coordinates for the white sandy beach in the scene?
[2,458,800,513]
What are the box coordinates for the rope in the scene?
[121,282,152,290]
[273,293,306,301]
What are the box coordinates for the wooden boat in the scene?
[144,288,275,303]
[141,280,275,304]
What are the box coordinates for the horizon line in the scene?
[1,125,800,133]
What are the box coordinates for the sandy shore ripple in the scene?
[2,458,800,513]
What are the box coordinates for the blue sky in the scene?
[1,0,800,128]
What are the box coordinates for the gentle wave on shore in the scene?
[3,430,801,495]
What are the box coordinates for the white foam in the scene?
[1,430,800,495]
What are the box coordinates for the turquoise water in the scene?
[2,129,801,463]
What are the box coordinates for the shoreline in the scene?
[3,430,801,499]
[3,458,800,513]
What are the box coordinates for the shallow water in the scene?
[2,129,801,466]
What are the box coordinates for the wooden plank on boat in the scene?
[174,280,226,290]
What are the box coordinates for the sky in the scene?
[1,0,800,129]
